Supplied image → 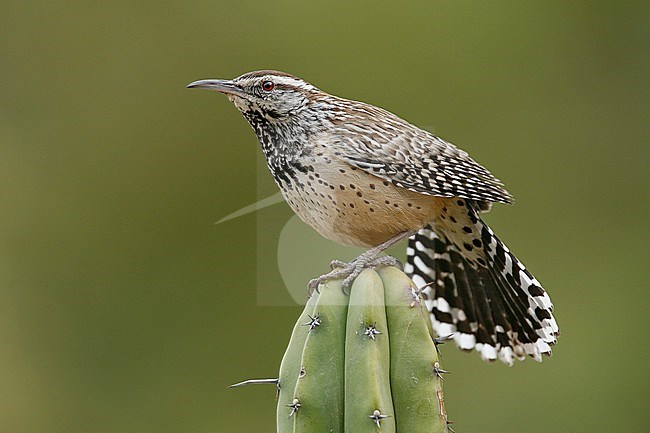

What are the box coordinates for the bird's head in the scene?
[187,70,320,122]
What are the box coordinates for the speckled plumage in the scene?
[188,70,559,365]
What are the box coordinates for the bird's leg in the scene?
[308,230,417,294]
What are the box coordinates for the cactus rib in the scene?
[344,269,396,432]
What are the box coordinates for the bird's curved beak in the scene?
[186,79,246,97]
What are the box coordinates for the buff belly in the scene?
[280,163,440,248]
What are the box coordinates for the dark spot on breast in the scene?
[349,204,355,208]
[339,169,345,173]
[476,257,486,266]
[463,226,473,233]
[340,185,345,190]
[349,184,356,189]
[356,191,363,197]
[450,216,457,223]
[369,183,376,190]
[383,181,390,186]
[442,207,447,212]
[407,203,412,207]
[463,243,473,251]
[473,239,482,248]
[385,200,390,204]
[457,199,465,206]
[369,208,375,212]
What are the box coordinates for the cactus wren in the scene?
[188,70,559,365]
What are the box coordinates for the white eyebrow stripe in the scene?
[271,76,316,90]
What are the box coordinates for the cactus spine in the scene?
[277,266,449,433]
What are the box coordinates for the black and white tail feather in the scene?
[405,207,559,365]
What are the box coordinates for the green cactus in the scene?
[276,266,449,433]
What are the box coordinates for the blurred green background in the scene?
[1,1,648,432]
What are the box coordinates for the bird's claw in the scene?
[306,279,321,297]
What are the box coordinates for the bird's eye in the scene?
[262,81,275,92]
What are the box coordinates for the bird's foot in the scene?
[308,255,403,295]
[329,259,348,270]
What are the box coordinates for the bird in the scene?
[187,70,559,365]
